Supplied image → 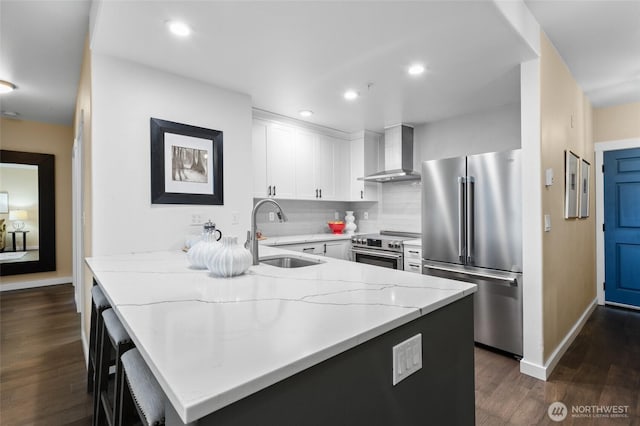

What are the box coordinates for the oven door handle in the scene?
[352,247,403,260]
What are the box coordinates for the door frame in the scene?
[595,138,640,307]
[72,112,84,314]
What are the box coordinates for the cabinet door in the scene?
[349,132,379,201]
[350,137,365,200]
[294,129,318,199]
[315,135,336,200]
[266,124,296,198]
[324,241,351,260]
[252,121,268,198]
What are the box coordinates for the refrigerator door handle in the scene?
[457,177,466,262]
[422,264,518,287]
[466,177,475,264]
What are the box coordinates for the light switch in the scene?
[392,334,422,385]
[545,168,554,186]
[544,214,551,232]
[363,211,369,220]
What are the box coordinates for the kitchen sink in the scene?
[260,255,325,268]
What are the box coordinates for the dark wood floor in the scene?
[476,306,640,425]
[1,284,639,425]
[0,284,92,426]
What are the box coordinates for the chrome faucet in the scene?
[248,199,288,265]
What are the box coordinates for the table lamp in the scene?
[9,210,28,231]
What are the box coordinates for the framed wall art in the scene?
[150,118,223,205]
[579,159,590,218]
[564,150,579,219]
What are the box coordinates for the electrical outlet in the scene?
[363,211,369,220]
[191,213,202,225]
[269,212,275,222]
[334,211,339,220]
[232,211,240,225]
[392,334,422,385]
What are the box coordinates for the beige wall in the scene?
[0,118,73,286]
[593,102,640,142]
[75,35,93,341]
[539,33,596,361]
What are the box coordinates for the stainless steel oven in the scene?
[351,232,420,270]
[351,246,403,270]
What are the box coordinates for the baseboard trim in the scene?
[606,301,640,312]
[520,297,597,380]
[0,276,73,292]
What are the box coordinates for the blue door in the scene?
[604,148,640,307]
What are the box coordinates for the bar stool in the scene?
[94,309,135,426]
[88,284,111,392]
[120,348,165,426]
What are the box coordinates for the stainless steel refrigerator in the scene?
[421,149,523,356]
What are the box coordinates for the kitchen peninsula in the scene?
[86,246,477,425]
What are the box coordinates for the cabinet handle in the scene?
[268,185,272,196]
[273,186,276,196]
[315,189,319,198]
[408,263,420,268]
[324,243,327,254]
[361,190,363,199]
[408,250,420,254]
[302,247,314,252]
[319,189,322,198]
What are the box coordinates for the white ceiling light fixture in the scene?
[408,64,425,76]
[299,110,313,118]
[167,20,191,37]
[0,80,17,94]
[343,90,359,101]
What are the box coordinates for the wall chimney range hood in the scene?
[360,124,421,182]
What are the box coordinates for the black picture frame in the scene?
[0,150,56,276]
[150,118,223,205]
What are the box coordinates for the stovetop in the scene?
[351,231,421,252]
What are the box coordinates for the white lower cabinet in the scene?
[277,240,351,261]
[323,240,352,261]
[403,242,422,274]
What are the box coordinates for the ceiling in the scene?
[1,1,638,132]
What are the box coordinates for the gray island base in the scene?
[167,295,474,426]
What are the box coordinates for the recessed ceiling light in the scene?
[344,90,358,101]
[0,80,17,94]
[299,110,313,117]
[408,64,425,76]
[167,20,191,37]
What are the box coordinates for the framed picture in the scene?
[564,150,579,219]
[579,159,590,218]
[0,192,8,214]
[150,118,223,205]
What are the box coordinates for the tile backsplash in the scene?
[254,199,379,237]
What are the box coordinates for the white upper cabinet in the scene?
[252,120,268,198]
[294,129,318,199]
[253,119,296,198]
[350,130,380,201]
[253,115,352,201]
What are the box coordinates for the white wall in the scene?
[91,54,253,255]
[378,103,521,232]
[413,102,521,164]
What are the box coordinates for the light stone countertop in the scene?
[86,246,476,424]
